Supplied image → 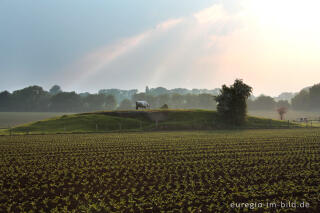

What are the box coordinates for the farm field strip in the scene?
[0,129,319,212]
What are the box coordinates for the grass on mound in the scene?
[12,114,148,134]
[4,109,301,135]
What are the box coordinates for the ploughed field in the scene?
[0,129,319,212]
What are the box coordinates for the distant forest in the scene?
[0,84,319,112]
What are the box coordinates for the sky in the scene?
[1,0,320,96]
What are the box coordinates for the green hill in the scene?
[4,109,298,134]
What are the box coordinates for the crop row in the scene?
[0,129,319,212]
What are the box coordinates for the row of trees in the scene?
[291,84,320,111]
[248,95,290,111]
[144,86,220,96]
[97,87,220,103]
[248,83,320,111]
[0,86,117,112]
[2,83,320,112]
[0,85,217,112]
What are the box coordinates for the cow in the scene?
[136,101,150,110]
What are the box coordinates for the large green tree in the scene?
[215,79,252,125]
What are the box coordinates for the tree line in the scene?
[98,87,220,103]
[291,84,320,111]
[0,85,217,112]
[248,96,290,111]
[248,83,320,111]
[1,83,320,112]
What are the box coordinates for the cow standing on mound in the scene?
[136,101,150,110]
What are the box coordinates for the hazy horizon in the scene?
[1,0,320,96]
[0,84,302,98]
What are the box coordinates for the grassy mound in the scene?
[6,109,299,134]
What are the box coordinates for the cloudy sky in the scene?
[1,0,320,96]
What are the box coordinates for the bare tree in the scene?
[277,107,288,120]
